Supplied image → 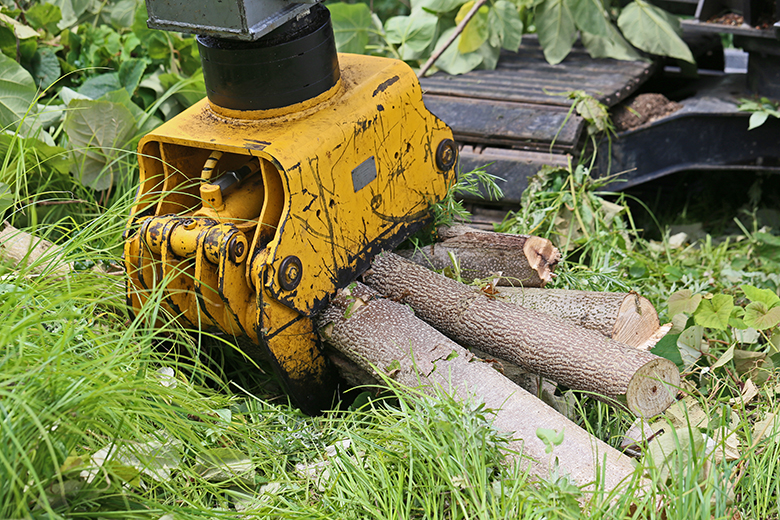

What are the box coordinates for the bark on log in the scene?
[497,287,661,349]
[363,252,680,418]
[396,225,560,287]
[0,222,70,275]
[317,282,641,492]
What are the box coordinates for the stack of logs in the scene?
[318,225,679,495]
[0,222,679,495]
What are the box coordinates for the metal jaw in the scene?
[124,54,456,414]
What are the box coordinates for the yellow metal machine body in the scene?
[124,53,456,412]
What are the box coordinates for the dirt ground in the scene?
[612,93,683,132]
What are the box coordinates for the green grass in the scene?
[2,139,778,520]
[2,184,778,519]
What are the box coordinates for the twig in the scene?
[35,199,90,206]
[417,0,488,79]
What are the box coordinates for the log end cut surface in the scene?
[612,292,661,349]
[626,357,680,417]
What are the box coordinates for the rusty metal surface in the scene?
[420,36,656,109]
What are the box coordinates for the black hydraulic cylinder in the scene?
[197,3,340,111]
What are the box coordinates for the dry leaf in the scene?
[707,427,741,463]
[753,412,780,443]
[668,232,688,248]
[666,396,709,429]
[733,349,766,376]
[729,378,759,406]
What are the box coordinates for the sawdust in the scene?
[612,93,683,132]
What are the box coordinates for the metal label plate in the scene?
[352,156,377,193]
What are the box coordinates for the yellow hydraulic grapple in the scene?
[124,0,457,413]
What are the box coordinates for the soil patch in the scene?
[612,93,683,132]
[708,13,744,25]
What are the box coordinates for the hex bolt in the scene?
[229,237,246,262]
[279,256,303,291]
[182,218,197,230]
[435,138,458,171]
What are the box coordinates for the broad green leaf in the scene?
[25,3,63,34]
[581,22,643,61]
[694,294,733,330]
[677,325,704,368]
[627,261,646,278]
[617,0,694,63]
[52,0,93,30]
[0,12,39,40]
[456,2,490,54]
[30,47,61,90]
[102,88,162,134]
[569,0,611,37]
[0,26,37,63]
[755,231,780,246]
[385,10,438,60]
[118,58,147,95]
[431,27,483,74]
[748,111,769,130]
[0,52,37,130]
[109,0,137,29]
[651,333,684,368]
[667,289,702,317]
[123,32,142,59]
[730,305,748,329]
[413,0,469,13]
[488,1,523,52]
[64,99,136,191]
[146,32,172,60]
[132,1,155,42]
[755,232,780,263]
[743,301,780,330]
[78,73,123,99]
[60,86,91,106]
[535,0,577,64]
[329,2,374,54]
[476,39,501,69]
[741,284,780,308]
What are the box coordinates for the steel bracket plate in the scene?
[146,0,320,40]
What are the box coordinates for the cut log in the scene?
[0,222,70,275]
[317,282,641,492]
[396,224,560,287]
[363,252,680,418]
[497,287,662,349]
